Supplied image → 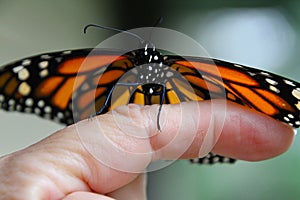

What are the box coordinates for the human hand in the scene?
[0,101,294,199]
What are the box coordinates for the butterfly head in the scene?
[135,41,163,63]
[129,43,175,86]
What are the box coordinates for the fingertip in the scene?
[153,101,295,162]
[212,102,295,161]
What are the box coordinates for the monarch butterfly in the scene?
[0,30,299,164]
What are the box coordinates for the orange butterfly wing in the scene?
[0,49,134,125]
[168,56,300,127]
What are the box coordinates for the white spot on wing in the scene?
[18,68,30,81]
[234,64,243,68]
[39,69,49,78]
[41,54,52,59]
[39,61,49,69]
[62,50,72,55]
[12,65,24,73]
[247,72,256,76]
[269,85,280,93]
[57,112,64,119]
[44,106,52,113]
[18,82,31,96]
[284,79,296,86]
[25,98,34,107]
[283,116,290,122]
[38,100,45,108]
[260,71,272,77]
[16,104,22,111]
[292,89,300,100]
[213,157,220,163]
[265,78,278,85]
[295,102,300,110]
[0,94,4,102]
[8,99,15,106]
[34,107,41,115]
[22,59,31,66]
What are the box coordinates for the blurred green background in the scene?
[0,0,299,199]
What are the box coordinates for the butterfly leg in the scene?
[96,82,141,115]
[95,84,116,115]
[157,85,166,131]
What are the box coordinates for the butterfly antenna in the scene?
[153,17,163,27]
[83,23,145,44]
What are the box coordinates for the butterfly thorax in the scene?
[129,46,173,85]
[123,45,175,97]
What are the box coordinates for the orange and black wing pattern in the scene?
[165,56,300,128]
[0,49,135,125]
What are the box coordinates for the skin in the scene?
[0,100,294,200]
